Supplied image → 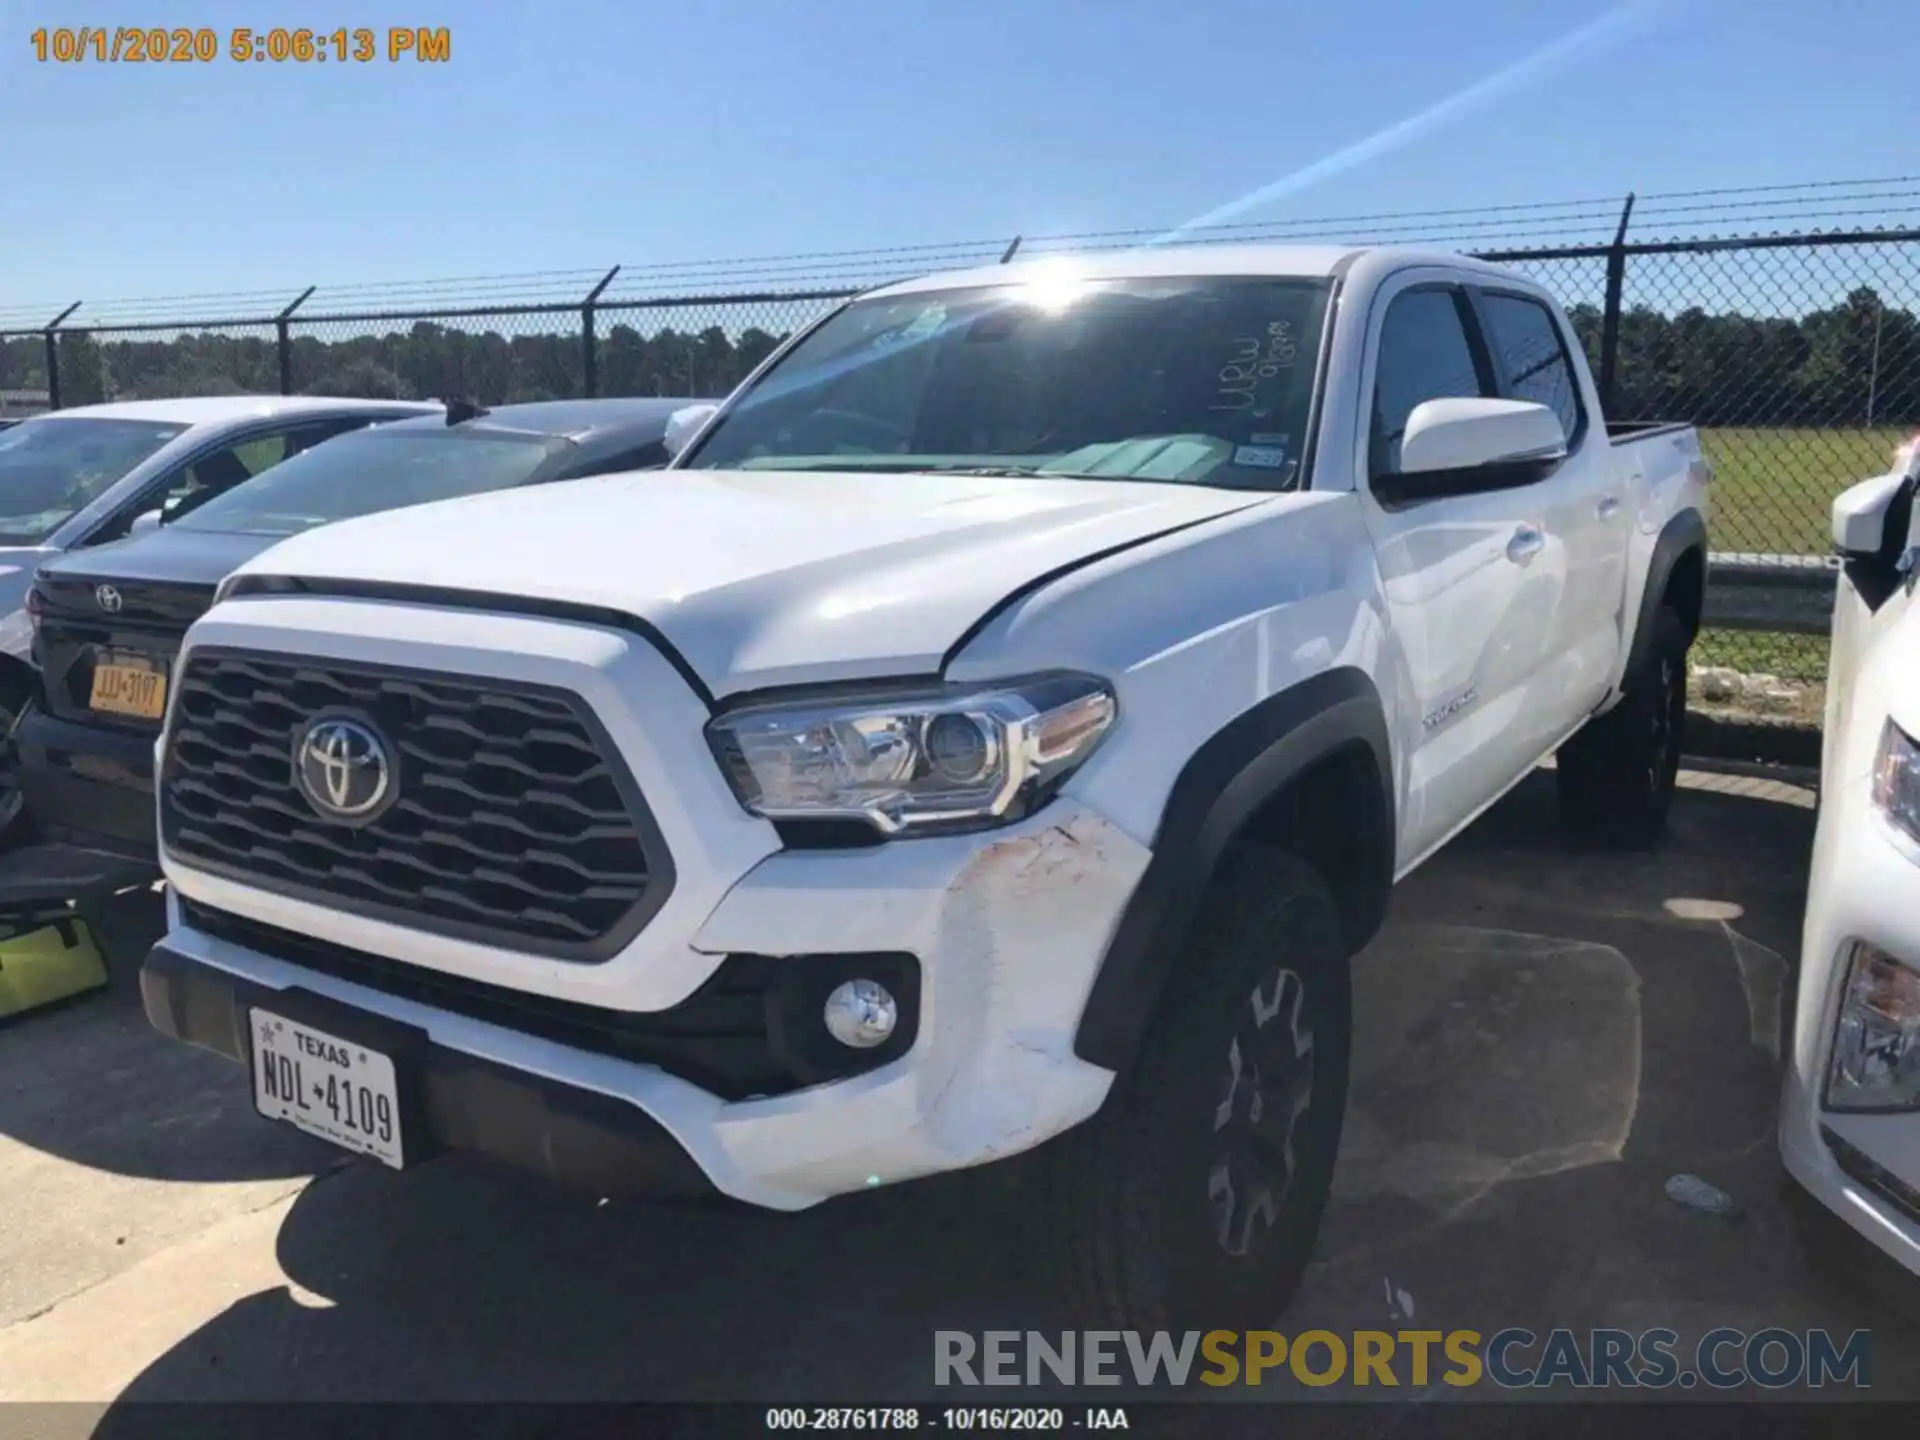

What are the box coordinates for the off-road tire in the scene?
[1043,846,1351,1332]
[1556,605,1690,848]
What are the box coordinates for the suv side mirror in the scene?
[1376,398,1568,506]
[663,403,720,460]
[128,508,164,538]
[1832,471,1910,558]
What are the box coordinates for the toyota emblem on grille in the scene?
[292,715,396,824]
[94,584,123,613]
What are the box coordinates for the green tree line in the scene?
[2,287,1916,425]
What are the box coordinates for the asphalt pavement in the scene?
[1,767,1915,1415]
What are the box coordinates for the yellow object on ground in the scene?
[0,917,108,1020]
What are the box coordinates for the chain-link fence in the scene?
[9,192,1920,754]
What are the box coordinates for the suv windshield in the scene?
[683,274,1333,489]
[172,427,570,537]
[0,416,189,544]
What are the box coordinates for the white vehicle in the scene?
[140,246,1709,1328]
[0,396,436,719]
[1781,434,1920,1279]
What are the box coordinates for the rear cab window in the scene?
[1474,290,1588,449]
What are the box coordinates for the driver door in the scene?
[1355,273,1569,870]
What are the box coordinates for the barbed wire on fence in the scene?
[7,176,1920,698]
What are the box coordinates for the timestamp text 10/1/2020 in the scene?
[29,27,450,64]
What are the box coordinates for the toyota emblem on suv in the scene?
[94,584,122,613]
[292,715,396,824]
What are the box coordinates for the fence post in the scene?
[1598,193,1635,413]
[580,266,620,399]
[276,287,316,395]
[42,303,81,410]
[1000,236,1023,264]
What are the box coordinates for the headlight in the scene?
[1827,944,1920,1112]
[1871,720,1920,849]
[705,672,1117,837]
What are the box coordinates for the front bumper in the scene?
[142,943,717,1199]
[1780,802,1920,1276]
[15,703,160,860]
[154,799,1140,1209]
[152,596,1148,1209]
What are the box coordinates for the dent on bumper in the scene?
[155,802,1147,1210]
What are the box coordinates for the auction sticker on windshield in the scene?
[252,1009,404,1167]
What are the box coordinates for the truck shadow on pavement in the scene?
[74,771,1920,1407]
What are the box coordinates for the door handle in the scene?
[1596,494,1622,520]
[1506,524,1545,564]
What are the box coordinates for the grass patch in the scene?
[1692,626,1829,682]
[1699,426,1910,556]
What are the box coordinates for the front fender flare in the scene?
[1072,666,1394,1074]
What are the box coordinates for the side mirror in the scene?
[1399,398,1567,476]
[662,403,720,461]
[1832,472,1907,558]
[128,508,164,538]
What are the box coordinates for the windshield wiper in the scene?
[928,465,1057,478]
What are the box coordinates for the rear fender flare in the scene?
[1623,508,1707,681]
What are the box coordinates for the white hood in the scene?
[227,468,1275,695]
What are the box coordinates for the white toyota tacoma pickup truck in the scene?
[141,245,1710,1329]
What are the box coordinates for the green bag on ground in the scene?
[0,914,108,1020]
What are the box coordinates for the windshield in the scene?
[683,274,1332,489]
[0,417,189,544]
[172,427,569,537]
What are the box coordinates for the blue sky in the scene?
[2,0,1916,309]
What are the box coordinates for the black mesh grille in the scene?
[159,650,667,958]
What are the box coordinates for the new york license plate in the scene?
[250,1008,405,1168]
[88,652,167,721]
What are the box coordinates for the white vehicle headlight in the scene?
[705,672,1117,837]
[1827,944,1920,1112]
[1873,720,1920,850]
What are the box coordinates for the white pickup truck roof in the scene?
[865,243,1526,299]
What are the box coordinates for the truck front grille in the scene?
[159,650,670,960]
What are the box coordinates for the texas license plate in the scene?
[250,1008,404,1168]
[88,652,168,720]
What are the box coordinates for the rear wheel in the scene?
[1043,847,1351,1331]
[1556,605,1690,847]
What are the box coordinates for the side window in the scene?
[160,419,364,520]
[1478,292,1585,446]
[1369,288,1492,481]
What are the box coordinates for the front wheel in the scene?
[1043,847,1352,1331]
[1556,605,1690,848]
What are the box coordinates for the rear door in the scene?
[1468,285,1626,718]
[1355,271,1573,869]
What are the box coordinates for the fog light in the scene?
[824,979,897,1049]
[1827,944,1920,1111]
